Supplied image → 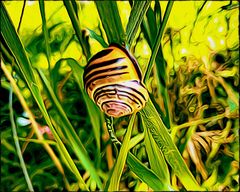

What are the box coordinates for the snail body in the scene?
[83,43,148,117]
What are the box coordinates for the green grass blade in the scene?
[63,0,91,59]
[105,115,169,190]
[17,0,26,32]
[1,2,36,87]
[3,63,71,191]
[1,3,88,190]
[142,5,157,45]
[141,4,171,128]
[143,121,171,184]
[66,58,102,152]
[70,0,79,17]
[140,99,204,191]
[107,114,136,191]
[128,133,144,150]
[39,0,51,71]
[51,58,101,151]
[38,69,103,190]
[126,1,151,46]
[1,36,16,64]
[154,0,161,28]
[9,88,34,192]
[127,153,172,191]
[143,1,174,83]
[95,1,125,44]
[87,28,108,48]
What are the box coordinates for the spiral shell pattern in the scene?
[83,43,149,117]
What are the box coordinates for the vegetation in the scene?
[1,1,239,191]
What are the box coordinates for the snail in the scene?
[83,43,148,117]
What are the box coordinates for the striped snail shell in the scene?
[83,43,149,118]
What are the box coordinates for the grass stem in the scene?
[143,1,174,83]
[9,88,34,192]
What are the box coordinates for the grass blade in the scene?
[17,0,26,33]
[1,3,88,190]
[63,0,91,59]
[143,121,170,184]
[95,1,125,44]
[67,58,102,153]
[127,152,172,191]
[107,114,136,190]
[39,0,51,71]
[141,3,171,128]
[2,62,71,190]
[38,69,103,190]
[105,115,170,190]
[51,58,102,152]
[143,1,174,83]
[1,2,36,87]
[9,88,34,192]
[87,28,108,48]
[154,0,161,28]
[126,1,151,46]
[140,99,204,190]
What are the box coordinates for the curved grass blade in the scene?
[52,58,101,151]
[143,121,170,184]
[63,0,91,59]
[95,1,125,44]
[141,3,171,128]
[104,115,170,190]
[9,88,34,192]
[126,0,151,46]
[127,152,173,191]
[87,28,108,48]
[1,3,88,190]
[2,62,71,191]
[143,1,174,83]
[67,58,102,153]
[140,99,204,191]
[17,0,26,33]
[38,69,103,190]
[107,114,136,191]
[154,0,161,28]
[39,0,52,72]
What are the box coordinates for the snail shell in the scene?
[83,43,148,117]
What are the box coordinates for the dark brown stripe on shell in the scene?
[93,81,147,101]
[84,57,125,80]
[109,43,142,80]
[85,72,129,90]
[88,48,113,64]
[84,65,128,83]
[94,88,143,105]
